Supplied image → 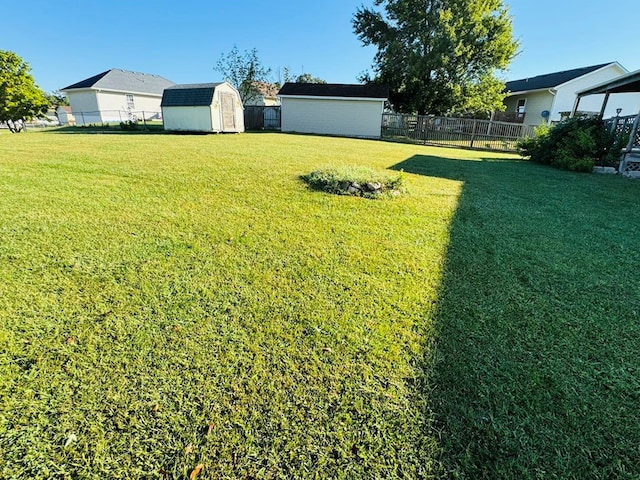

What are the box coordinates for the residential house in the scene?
[61,69,175,125]
[56,106,75,126]
[503,62,640,126]
[243,82,280,106]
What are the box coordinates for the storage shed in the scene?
[278,83,389,138]
[161,82,244,133]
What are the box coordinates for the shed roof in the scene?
[161,83,224,107]
[505,63,614,94]
[278,83,389,99]
[62,69,175,95]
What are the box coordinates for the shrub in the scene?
[517,117,617,172]
[301,166,406,199]
[119,120,139,131]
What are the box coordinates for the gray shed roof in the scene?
[278,83,389,99]
[505,63,614,94]
[161,83,225,107]
[62,69,175,95]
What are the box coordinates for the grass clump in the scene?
[302,166,406,198]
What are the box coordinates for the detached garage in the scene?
[161,82,244,133]
[278,83,389,138]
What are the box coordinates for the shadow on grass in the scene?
[393,154,640,478]
[45,125,222,136]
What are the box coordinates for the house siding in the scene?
[280,97,384,138]
[504,91,555,126]
[67,90,101,125]
[95,91,164,122]
[551,64,640,121]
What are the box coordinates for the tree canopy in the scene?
[214,46,272,105]
[0,50,48,132]
[353,0,518,116]
[295,73,327,84]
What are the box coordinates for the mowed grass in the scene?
[391,155,640,478]
[1,130,640,479]
[0,131,469,479]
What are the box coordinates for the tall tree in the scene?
[0,50,48,132]
[214,46,272,104]
[295,73,327,84]
[353,0,518,116]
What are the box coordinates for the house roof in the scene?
[161,83,224,107]
[253,81,280,97]
[62,69,175,95]
[577,68,640,97]
[278,82,389,99]
[505,63,614,94]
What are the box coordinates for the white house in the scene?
[61,69,175,125]
[56,106,75,126]
[243,82,280,107]
[503,62,640,126]
[161,82,244,133]
[278,83,389,138]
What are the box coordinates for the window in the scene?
[516,98,526,115]
[126,94,135,110]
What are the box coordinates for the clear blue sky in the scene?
[3,0,639,93]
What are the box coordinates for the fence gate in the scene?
[244,106,281,131]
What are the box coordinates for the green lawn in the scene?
[0,130,639,479]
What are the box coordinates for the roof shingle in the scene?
[278,83,389,99]
[161,83,223,107]
[505,63,613,94]
[62,69,175,95]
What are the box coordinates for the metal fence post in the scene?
[470,119,477,148]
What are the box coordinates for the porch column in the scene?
[570,95,582,118]
[598,92,611,119]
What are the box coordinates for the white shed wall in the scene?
[281,97,384,138]
[211,83,245,132]
[162,106,213,132]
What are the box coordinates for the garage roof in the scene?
[278,83,389,99]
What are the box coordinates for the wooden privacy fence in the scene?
[381,113,536,152]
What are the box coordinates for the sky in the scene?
[3,0,639,93]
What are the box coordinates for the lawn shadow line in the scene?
[390,153,640,477]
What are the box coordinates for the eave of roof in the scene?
[61,69,175,95]
[577,68,640,97]
[278,82,389,99]
[504,63,616,94]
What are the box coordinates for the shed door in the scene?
[221,92,236,131]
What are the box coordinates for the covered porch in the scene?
[572,70,640,175]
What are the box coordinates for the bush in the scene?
[301,166,406,199]
[517,117,617,172]
[119,120,139,131]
